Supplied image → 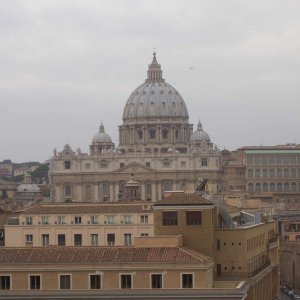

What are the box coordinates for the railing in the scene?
[268,237,278,244]
[250,260,271,277]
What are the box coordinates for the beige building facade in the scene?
[5,202,153,247]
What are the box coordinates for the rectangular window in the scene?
[146,162,150,167]
[217,264,222,276]
[25,217,33,225]
[149,130,156,139]
[123,215,131,224]
[85,163,91,169]
[181,161,186,168]
[120,274,132,289]
[186,211,202,225]
[58,234,65,246]
[107,234,115,246]
[90,274,101,289]
[29,275,41,290]
[141,233,149,237]
[217,239,220,250]
[163,161,171,167]
[162,211,178,226]
[41,216,49,224]
[151,274,162,289]
[124,234,132,246]
[42,234,49,246]
[100,162,107,168]
[120,163,124,168]
[0,276,10,290]
[74,234,82,246]
[74,216,82,224]
[57,216,65,224]
[201,158,208,166]
[25,234,33,246]
[60,275,71,289]
[107,215,115,224]
[140,215,149,224]
[90,216,98,224]
[64,161,71,169]
[91,234,99,246]
[182,274,193,288]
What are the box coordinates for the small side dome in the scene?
[190,121,210,143]
[92,123,113,144]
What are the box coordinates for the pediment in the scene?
[113,162,155,174]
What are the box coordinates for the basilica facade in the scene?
[49,53,221,202]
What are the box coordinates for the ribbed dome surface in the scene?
[123,81,189,121]
[191,121,210,143]
[122,52,189,122]
[92,123,112,144]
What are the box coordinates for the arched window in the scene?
[262,183,268,192]
[118,181,126,200]
[255,183,261,192]
[248,183,254,192]
[65,184,71,197]
[291,183,297,192]
[262,169,268,178]
[269,169,275,178]
[291,169,296,178]
[255,169,261,178]
[284,183,289,192]
[277,169,282,178]
[247,169,253,178]
[270,183,275,192]
[284,169,289,178]
[277,183,282,192]
[162,129,168,139]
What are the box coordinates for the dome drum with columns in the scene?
[50,53,221,203]
[119,52,193,153]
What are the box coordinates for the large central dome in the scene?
[119,53,193,152]
[122,52,189,123]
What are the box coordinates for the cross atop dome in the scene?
[146,51,164,82]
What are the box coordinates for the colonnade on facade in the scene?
[53,178,202,203]
[118,123,193,149]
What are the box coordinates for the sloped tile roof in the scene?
[154,193,212,206]
[22,202,153,215]
[0,246,206,265]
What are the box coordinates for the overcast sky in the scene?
[1,0,300,163]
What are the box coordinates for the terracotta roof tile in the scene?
[22,202,153,215]
[154,193,212,206]
[0,246,206,265]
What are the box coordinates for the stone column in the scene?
[110,183,114,202]
[94,184,99,203]
[152,182,156,202]
[141,182,145,200]
[77,183,82,202]
[157,181,162,201]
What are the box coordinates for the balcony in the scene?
[250,260,271,277]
